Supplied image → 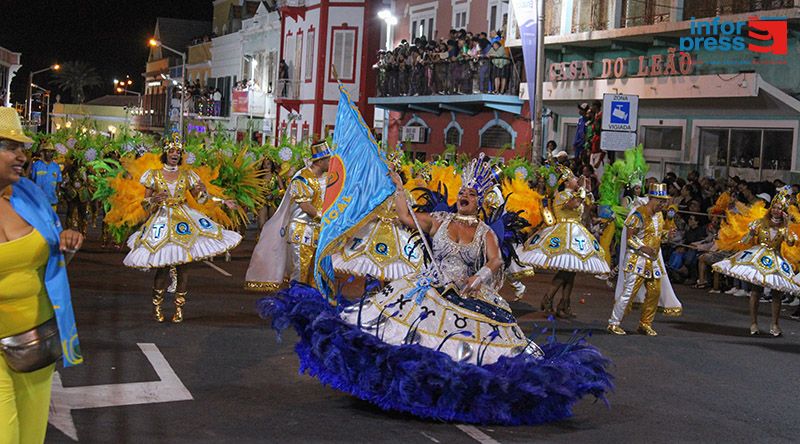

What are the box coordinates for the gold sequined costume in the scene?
[123,169,242,269]
[516,188,609,274]
[286,166,326,285]
[608,195,679,330]
[713,217,799,293]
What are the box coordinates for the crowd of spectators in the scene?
[173,80,223,117]
[374,29,516,97]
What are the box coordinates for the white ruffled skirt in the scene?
[713,245,799,294]
[124,204,242,269]
[340,276,541,366]
[517,221,610,274]
[331,217,424,281]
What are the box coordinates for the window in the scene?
[697,127,794,181]
[410,3,437,39]
[621,0,671,27]
[445,127,461,146]
[572,0,608,32]
[452,2,468,29]
[488,0,509,34]
[295,32,303,82]
[643,126,682,151]
[330,27,357,82]
[564,123,578,156]
[481,125,513,148]
[305,29,315,82]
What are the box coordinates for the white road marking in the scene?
[420,431,441,443]
[49,343,193,441]
[456,425,502,444]
[203,260,232,276]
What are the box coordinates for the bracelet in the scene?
[475,265,492,283]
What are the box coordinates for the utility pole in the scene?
[531,0,545,162]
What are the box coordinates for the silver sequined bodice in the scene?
[429,212,489,287]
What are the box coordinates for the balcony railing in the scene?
[621,0,671,27]
[544,0,562,36]
[571,0,609,33]
[683,0,795,19]
[276,79,300,100]
[277,0,305,7]
[373,57,522,98]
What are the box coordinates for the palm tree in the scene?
[51,61,102,103]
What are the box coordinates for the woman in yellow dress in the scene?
[516,165,609,317]
[1,107,84,443]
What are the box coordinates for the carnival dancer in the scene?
[260,153,612,425]
[123,136,241,323]
[245,141,331,290]
[608,183,682,336]
[516,165,610,317]
[713,188,799,337]
[29,142,61,211]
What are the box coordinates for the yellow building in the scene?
[50,95,140,136]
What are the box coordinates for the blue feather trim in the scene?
[257,282,613,425]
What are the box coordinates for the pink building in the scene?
[276,0,384,141]
[369,0,531,161]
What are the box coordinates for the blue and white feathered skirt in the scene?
[257,282,613,425]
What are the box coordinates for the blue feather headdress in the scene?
[461,153,501,204]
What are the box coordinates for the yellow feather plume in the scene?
[502,178,544,232]
[716,200,767,252]
[428,164,462,206]
[400,163,427,203]
[104,153,163,228]
[186,165,235,228]
[709,191,732,215]
[781,205,800,271]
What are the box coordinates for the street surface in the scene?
[46,231,800,443]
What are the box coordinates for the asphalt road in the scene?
[45,231,800,443]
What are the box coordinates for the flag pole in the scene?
[399,189,442,277]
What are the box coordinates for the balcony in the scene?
[231,89,270,117]
[683,0,796,19]
[275,79,300,100]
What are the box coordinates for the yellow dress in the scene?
[0,229,56,444]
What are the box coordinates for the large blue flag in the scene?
[314,85,395,303]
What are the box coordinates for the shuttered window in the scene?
[330,28,357,82]
[305,30,315,81]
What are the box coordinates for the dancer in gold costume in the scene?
[246,141,331,289]
[607,183,674,336]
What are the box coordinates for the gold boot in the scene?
[607,324,626,335]
[637,324,658,336]
[152,289,165,322]
[172,291,187,323]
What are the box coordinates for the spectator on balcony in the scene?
[279,59,289,97]
[488,41,509,94]
[212,88,222,117]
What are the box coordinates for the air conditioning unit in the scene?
[401,126,428,143]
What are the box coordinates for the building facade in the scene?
[275,0,382,143]
[509,0,800,182]
[0,46,22,107]
[369,0,530,161]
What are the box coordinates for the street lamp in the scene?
[27,63,59,122]
[149,38,186,137]
[378,10,398,50]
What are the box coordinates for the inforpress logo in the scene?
[679,16,788,55]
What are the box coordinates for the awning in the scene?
[369,93,524,115]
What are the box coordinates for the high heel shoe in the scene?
[749,324,760,336]
[769,325,782,337]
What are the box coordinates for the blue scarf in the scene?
[9,178,82,367]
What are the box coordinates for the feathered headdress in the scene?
[163,133,184,153]
[771,185,792,212]
[460,153,498,203]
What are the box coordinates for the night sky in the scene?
[2,0,212,104]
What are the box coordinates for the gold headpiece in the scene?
[648,183,670,199]
[310,141,332,160]
[770,186,792,211]
[556,164,574,187]
[163,133,183,153]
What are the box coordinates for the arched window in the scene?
[445,127,461,146]
[479,115,516,149]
